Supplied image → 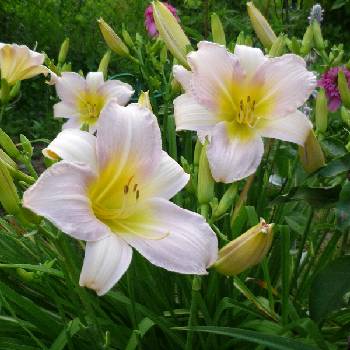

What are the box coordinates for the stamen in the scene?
[136,190,140,200]
[133,184,138,192]
[124,185,129,194]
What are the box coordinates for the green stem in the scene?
[261,258,275,316]
[280,225,291,325]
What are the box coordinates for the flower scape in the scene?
[0,1,349,349]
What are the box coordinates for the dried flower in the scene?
[308,4,324,24]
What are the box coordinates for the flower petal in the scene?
[43,129,97,171]
[174,93,218,132]
[255,54,316,116]
[257,110,312,146]
[86,72,105,92]
[234,44,267,76]
[206,122,264,183]
[187,41,242,111]
[23,162,110,241]
[54,72,86,104]
[99,80,134,106]
[96,102,162,180]
[79,234,132,296]
[123,198,218,274]
[173,64,192,91]
[143,151,189,200]
[62,118,82,130]
[53,101,79,119]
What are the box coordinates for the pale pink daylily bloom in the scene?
[173,42,316,183]
[0,43,49,85]
[52,71,134,132]
[23,102,218,296]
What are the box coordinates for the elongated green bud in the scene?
[138,91,153,112]
[236,31,246,45]
[298,130,325,173]
[338,70,350,109]
[98,50,111,79]
[0,159,20,214]
[300,25,314,56]
[98,18,129,57]
[213,219,274,275]
[122,28,134,48]
[58,38,69,64]
[247,2,277,49]
[341,106,350,127]
[0,128,21,159]
[269,34,285,57]
[311,20,324,51]
[213,183,238,219]
[289,36,301,55]
[152,1,191,68]
[197,145,214,205]
[0,149,17,169]
[20,134,33,158]
[211,13,226,46]
[315,88,328,133]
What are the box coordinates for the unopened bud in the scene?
[58,38,69,64]
[341,106,350,127]
[300,25,314,56]
[298,130,325,173]
[213,219,274,275]
[289,36,301,55]
[315,88,328,133]
[269,34,285,57]
[211,13,226,46]
[60,62,71,73]
[247,2,277,49]
[311,20,324,51]
[338,70,350,109]
[213,183,238,219]
[0,128,21,159]
[236,32,246,45]
[197,145,214,205]
[9,81,21,100]
[122,28,134,48]
[138,91,153,112]
[98,18,129,57]
[0,160,20,214]
[98,50,111,79]
[152,1,191,68]
[20,134,33,158]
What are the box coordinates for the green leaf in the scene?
[336,180,350,230]
[49,318,83,350]
[310,256,350,322]
[174,326,318,350]
[125,317,155,350]
[317,153,350,177]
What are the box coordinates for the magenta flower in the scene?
[144,2,179,38]
[318,66,350,112]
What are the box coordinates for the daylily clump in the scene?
[0,43,49,85]
[173,42,316,183]
[23,102,218,296]
[52,72,134,132]
[318,66,350,112]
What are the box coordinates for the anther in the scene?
[240,100,243,110]
[247,96,251,103]
[133,184,138,192]
[124,185,129,194]
[136,190,140,200]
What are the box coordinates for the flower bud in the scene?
[20,134,33,158]
[300,25,314,56]
[315,88,328,133]
[138,91,153,112]
[236,31,246,45]
[213,219,274,276]
[269,34,285,57]
[0,128,21,159]
[122,28,134,48]
[311,20,324,51]
[341,106,350,127]
[338,70,350,109]
[152,1,191,68]
[213,183,237,219]
[98,50,111,79]
[298,130,325,173]
[60,62,71,73]
[247,2,277,49]
[0,159,20,215]
[289,36,301,55]
[211,13,226,46]
[0,148,17,169]
[58,38,69,64]
[197,145,214,205]
[98,18,129,57]
[9,81,21,100]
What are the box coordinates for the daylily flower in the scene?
[23,102,218,296]
[52,71,134,132]
[173,42,316,183]
[0,43,49,85]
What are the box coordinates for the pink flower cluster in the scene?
[144,2,179,38]
[318,66,350,112]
